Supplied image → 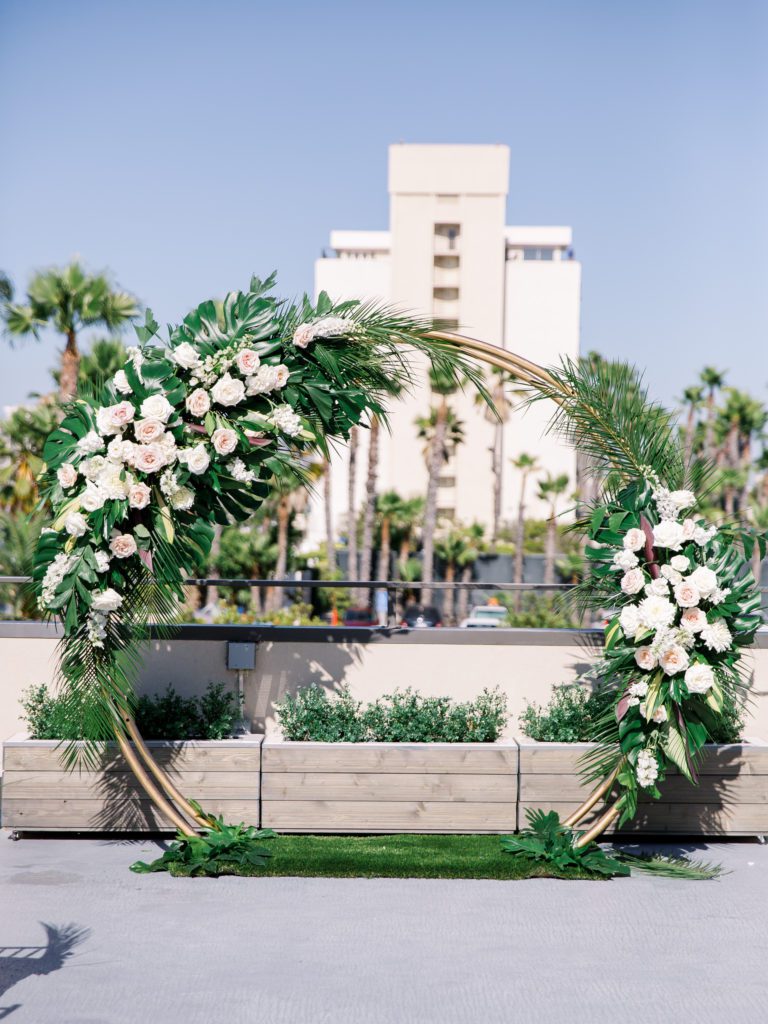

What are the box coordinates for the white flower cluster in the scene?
[270,404,302,437]
[41,552,75,607]
[292,316,355,349]
[636,748,659,789]
[611,490,736,711]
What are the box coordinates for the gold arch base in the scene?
[115,332,615,844]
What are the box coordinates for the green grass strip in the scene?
[167,833,602,880]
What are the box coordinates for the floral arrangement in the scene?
[33,274,481,744]
[584,473,763,823]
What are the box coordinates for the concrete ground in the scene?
[1,835,767,1024]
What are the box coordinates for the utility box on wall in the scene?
[227,642,256,671]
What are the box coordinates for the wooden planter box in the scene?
[517,738,768,837]
[1,735,263,833]
[260,740,518,833]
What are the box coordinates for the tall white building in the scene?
[307,144,581,549]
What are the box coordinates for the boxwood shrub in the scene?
[275,685,508,742]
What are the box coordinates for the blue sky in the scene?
[1,0,766,411]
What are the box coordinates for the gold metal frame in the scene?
[111,331,618,842]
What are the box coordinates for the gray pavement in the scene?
[1,834,767,1024]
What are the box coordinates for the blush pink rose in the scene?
[109,533,137,559]
[57,463,77,489]
[236,349,261,375]
[132,444,166,474]
[659,644,690,676]
[186,388,211,418]
[133,418,165,444]
[212,428,238,456]
[128,482,151,509]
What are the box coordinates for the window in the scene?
[435,223,460,250]
[522,247,555,261]
[436,507,456,519]
[433,287,459,301]
[434,255,460,269]
[438,476,456,489]
[435,318,459,331]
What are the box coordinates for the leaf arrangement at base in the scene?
[130,814,277,878]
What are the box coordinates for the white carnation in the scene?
[613,549,639,572]
[170,486,195,511]
[619,604,642,638]
[701,620,732,653]
[229,458,255,484]
[77,431,105,455]
[637,595,676,631]
[94,550,111,573]
[644,577,669,597]
[271,404,301,437]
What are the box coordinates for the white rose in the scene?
[674,580,700,608]
[182,443,210,475]
[621,569,645,595]
[236,349,260,375]
[170,486,194,510]
[640,704,667,723]
[211,373,246,407]
[64,511,88,537]
[644,577,669,597]
[110,533,138,559]
[634,646,657,671]
[623,528,646,552]
[134,418,166,444]
[619,604,641,638]
[638,595,676,631]
[113,369,132,394]
[96,401,134,436]
[186,388,211,418]
[272,364,289,388]
[660,564,683,585]
[133,443,167,474]
[681,518,697,541]
[80,482,106,512]
[171,342,201,370]
[94,550,111,573]
[212,428,238,456]
[670,555,690,572]
[688,566,718,598]
[684,662,715,694]
[659,644,690,676]
[613,549,639,572]
[292,323,315,349]
[128,482,151,509]
[670,490,695,510]
[680,607,707,633]
[57,463,77,489]
[140,394,174,423]
[91,588,123,612]
[652,520,685,550]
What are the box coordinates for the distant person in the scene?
[374,587,389,627]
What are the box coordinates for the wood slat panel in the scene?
[262,742,518,774]
[261,800,516,832]
[518,801,768,835]
[520,773,768,804]
[3,744,262,773]
[517,742,768,776]
[2,798,260,831]
[261,772,513,803]
[2,771,258,801]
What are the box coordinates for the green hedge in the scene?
[21,682,239,741]
[275,685,508,743]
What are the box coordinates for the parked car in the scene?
[343,607,378,627]
[460,605,510,628]
[400,604,442,628]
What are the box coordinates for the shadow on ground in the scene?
[0,922,90,1018]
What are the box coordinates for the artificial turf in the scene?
[168,833,598,880]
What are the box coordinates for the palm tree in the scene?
[346,426,359,585]
[376,490,405,581]
[680,385,704,463]
[434,526,466,624]
[263,463,320,612]
[321,457,337,577]
[0,398,60,514]
[216,524,278,615]
[474,368,518,546]
[416,363,467,604]
[700,366,727,462]
[456,523,485,623]
[747,500,768,587]
[392,496,425,573]
[54,337,128,397]
[2,262,138,400]
[510,453,540,608]
[358,414,381,599]
[0,509,45,618]
[537,473,570,585]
